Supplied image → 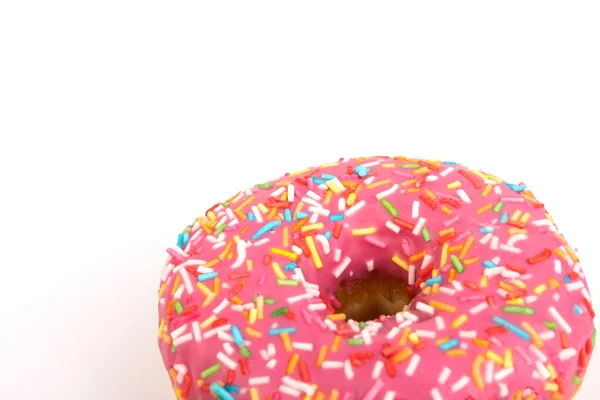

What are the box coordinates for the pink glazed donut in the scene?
[157,156,595,400]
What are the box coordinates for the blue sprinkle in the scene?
[251,220,281,240]
[329,213,345,222]
[210,383,235,400]
[197,271,219,282]
[284,262,297,271]
[295,212,309,219]
[493,316,531,341]
[564,275,572,283]
[479,226,495,234]
[439,338,460,351]
[574,305,583,315]
[182,232,189,246]
[353,166,370,177]
[225,385,239,393]
[443,161,458,165]
[284,208,292,222]
[231,325,244,347]
[506,183,527,193]
[268,327,296,335]
[321,173,337,180]
[177,233,184,249]
[312,177,327,185]
[499,212,509,224]
[324,231,332,240]
[483,260,498,269]
[426,276,442,286]
[247,212,255,222]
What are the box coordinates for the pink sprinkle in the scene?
[329,295,342,308]
[312,314,327,330]
[258,273,267,285]
[362,378,384,400]
[224,226,238,232]
[436,191,461,201]
[500,197,524,203]
[459,295,486,303]
[392,170,413,178]
[272,392,281,400]
[365,236,387,249]
[166,248,186,263]
[308,179,315,189]
[400,238,412,256]
[301,308,313,324]
[515,345,533,366]
[342,392,353,400]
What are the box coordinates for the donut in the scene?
[157,155,595,400]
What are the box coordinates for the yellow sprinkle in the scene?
[553,248,569,261]
[271,248,298,261]
[323,190,333,206]
[548,278,560,289]
[158,283,166,298]
[565,244,579,262]
[392,254,409,271]
[452,314,468,329]
[346,192,356,207]
[158,319,166,339]
[424,188,436,199]
[547,363,557,380]
[401,178,417,187]
[207,210,217,221]
[408,332,420,344]
[544,383,559,392]
[302,223,324,232]
[196,281,213,296]
[472,354,486,391]
[503,349,513,369]
[459,236,474,260]
[413,166,429,174]
[447,181,461,189]
[486,350,504,365]
[519,212,531,224]
[234,195,255,212]
[286,353,300,374]
[249,388,260,400]
[282,227,290,248]
[249,308,258,325]
[439,227,455,237]
[257,202,268,214]
[440,242,449,268]
[288,167,312,177]
[521,321,543,349]
[327,313,346,322]
[245,327,263,338]
[429,300,456,313]
[317,345,328,367]
[332,335,342,352]
[392,347,413,363]
[441,205,452,215]
[272,262,287,280]
[479,275,488,288]
[381,163,396,168]
[200,315,217,329]
[293,201,304,219]
[510,210,522,221]
[482,184,493,197]
[506,298,525,305]
[499,281,514,292]
[218,240,233,260]
[476,203,493,214]
[513,279,527,290]
[276,180,291,187]
[399,328,411,346]
[351,227,376,236]
[256,296,265,320]
[447,349,467,357]
[534,284,547,295]
[305,236,323,269]
[319,162,339,168]
[213,277,220,296]
[367,178,392,189]
[508,227,528,235]
[205,257,220,268]
[326,179,343,194]
[246,259,253,272]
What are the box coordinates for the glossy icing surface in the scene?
[157,156,595,400]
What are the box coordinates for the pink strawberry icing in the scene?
[157,156,595,400]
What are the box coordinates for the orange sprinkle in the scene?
[327,313,346,322]
[213,277,220,296]
[482,184,493,197]
[448,244,463,253]
[447,349,467,357]
[323,190,333,206]
[441,205,452,215]
[234,195,255,212]
[332,335,342,352]
[171,274,181,296]
[424,188,436,199]
[281,332,293,352]
[472,354,486,391]
[463,256,479,266]
[293,201,304,220]
[548,278,560,289]
[399,328,411,346]
[521,321,543,348]
[293,218,308,231]
[367,178,392,189]
[459,236,475,260]
[329,389,340,400]
[476,203,493,214]
[409,251,426,263]
[392,347,413,363]
[473,338,490,348]
[451,314,468,329]
[439,227,455,237]
[316,345,328,367]
[282,227,290,248]
[429,300,456,313]
[499,281,515,292]
[286,353,300,374]
[448,268,457,283]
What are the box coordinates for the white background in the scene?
[1,1,599,399]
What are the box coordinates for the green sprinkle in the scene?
[450,254,464,274]
[573,376,582,385]
[277,279,299,286]
[201,363,221,379]
[422,227,431,242]
[272,307,289,317]
[493,201,504,213]
[593,328,597,347]
[174,300,184,314]
[380,198,399,217]
[253,297,275,304]
[502,306,535,315]
[545,321,557,330]
[256,182,271,189]
[219,201,231,207]
[359,322,366,329]
[347,338,363,346]
[401,163,420,169]
[213,223,227,235]
[171,345,177,352]
[182,226,191,233]
[240,346,251,358]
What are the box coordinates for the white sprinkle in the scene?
[192,321,201,342]
[567,281,585,292]
[179,270,195,294]
[459,330,476,339]
[367,259,375,271]
[278,385,301,397]
[249,376,269,385]
[387,327,401,340]
[308,212,319,224]
[260,349,269,360]
[282,376,316,396]
[333,248,342,263]
[406,354,421,376]
[499,244,522,254]
[361,329,373,345]
[416,302,435,315]
[323,318,337,331]
[173,284,185,300]
[172,333,193,347]
[301,197,322,208]
[309,206,330,217]
[412,217,427,235]
[501,269,521,279]
[287,185,295,202]
[494,185,502,194]
[376,183,399,199]
[499,383,509,398]
[456,189,471,204]
[271,186,285,197]
[266,359,277,369]
[529,344,547,362]
[480,233,493,244]
[435,316,445,330]
[485,267,505,278]
[451,376,470,392]
[451,280,464,292]
[559,348,577,361]
[287,293,314,304]
[431,388,443,400]
[337,198,346,212]
[267,343,276,357]
[306,190,321,200]
[344,360,354,379]
[416,329,436,339]
[490,236,499,250]
[292,342,313,351]
[549,306,572,334]
[440,167,454,177]
[251,205,263,223]
[438,367,451,384]
[308,303,326,311]
[253,238,269,246]
[539,331,556,341]
[345,200,366,216]
[364,176,375,185]
[322,361,344,369]
[213,299,229,314]
[170,324,188,339]
[525,295,538,304]
[291,245,303,255]
[403,311,419,322]
[333,256,352,278]
[438,286,456,296]
[372,360,384,379]
[314,234,330,255]
[494,368,514,381]
[507,234,528,247]
[408,265,416,285]
[412,201,420,219]
[385,220,400,233]
[485,360,494,384]
[223,342,235,355]
[383,391,396,400]
[536,361,551,380]
[204,324,232,339]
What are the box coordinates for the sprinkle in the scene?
[251,220,281,240]
[503,306,535,315]
[549,306,572,334]
[492,316,531,340]
[380,198,399,217]
[210,383,234,400]
[450,255,465,274]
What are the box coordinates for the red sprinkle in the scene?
[393,217,415,230]
[384,359,397,377]
[579,349,587,367]
[582,297,595,318]
[263,255,272,265]
[226,369,236,385]
[526,248,552,264]
[419,264,434,278]
[486,326,507,336]
[181,373,192,397]
[284,311,296,320]
[586,338,593,355]
[506,264,527,274]
[333,223,343,239]
[459,169,482,188]
[229,271,249,280]
[419,194,437,210]
[240,358,249,375]
[299,360,310,382]
[440,197,461,208]
[560,332,568,349]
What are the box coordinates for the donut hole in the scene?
[333,273,411,322]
